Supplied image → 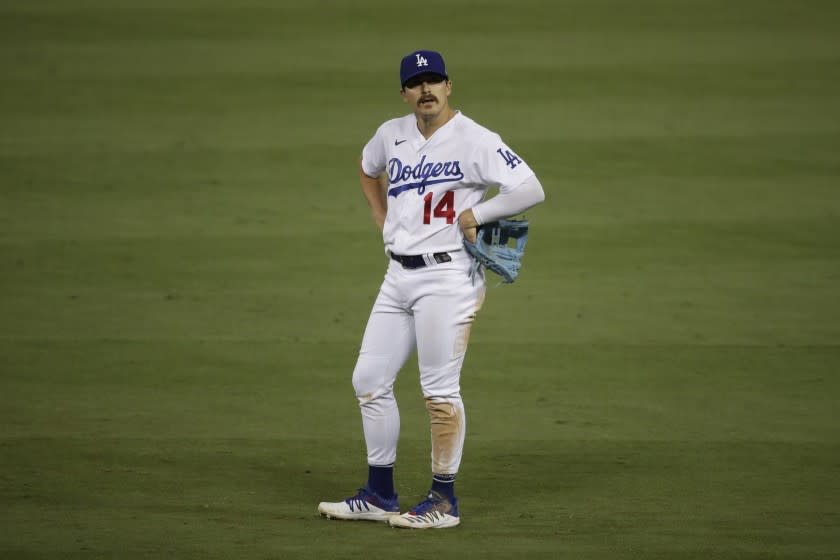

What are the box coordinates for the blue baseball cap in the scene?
[400,50,448,87]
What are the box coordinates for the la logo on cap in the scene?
[400,50,447,86]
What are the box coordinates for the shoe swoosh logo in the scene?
[395,139,407,146]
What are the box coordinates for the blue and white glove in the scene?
[463,219,529,284]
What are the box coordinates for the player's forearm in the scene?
[360,165,387,231]
[470,174,545,225]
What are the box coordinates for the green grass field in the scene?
[2,0,839,558]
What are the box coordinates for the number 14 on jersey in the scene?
[423,191,456,224]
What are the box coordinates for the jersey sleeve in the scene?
[361,124,388,178]
[473,133,535,193]
[470,174,545,225]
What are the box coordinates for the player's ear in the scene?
[400,87,408,102]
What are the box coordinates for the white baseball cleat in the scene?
[318,487,401,522]
[389,490,460,529]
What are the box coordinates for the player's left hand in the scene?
[458,209,479,244]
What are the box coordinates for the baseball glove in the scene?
[463,218,530,284]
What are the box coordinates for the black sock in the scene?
[367,464,395,498]
[431,473,456,501]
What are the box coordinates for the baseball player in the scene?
[318,50,545,529]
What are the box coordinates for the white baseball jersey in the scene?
[361,111,535,256]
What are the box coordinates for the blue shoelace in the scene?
[411,494,441,515]
[345,489,372,512]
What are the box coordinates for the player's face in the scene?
[401,73,452,119]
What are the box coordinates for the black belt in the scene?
[390,251,452,269]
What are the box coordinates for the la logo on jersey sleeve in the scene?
[496,147,523,169]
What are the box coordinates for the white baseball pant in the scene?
[351,250,485,475]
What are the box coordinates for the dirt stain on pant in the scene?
[425,398,463,474]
